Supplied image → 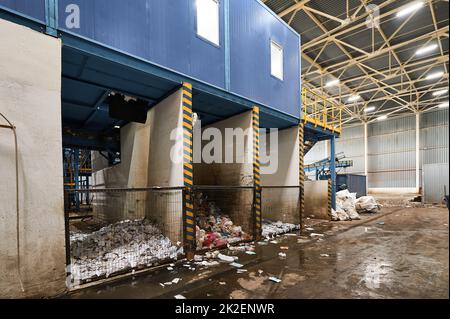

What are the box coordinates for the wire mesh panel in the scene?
[64,188,184,285]
[261,186,301,238]
[192,186,255,251]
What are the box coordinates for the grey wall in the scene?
[0,19,66,298]
[305,108,449,193]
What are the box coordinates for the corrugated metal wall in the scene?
[423,163,449,204]
[368,115,416,188]
[313,109,448,192]
[0,0,45,22]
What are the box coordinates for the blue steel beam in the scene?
[330,136,337,210]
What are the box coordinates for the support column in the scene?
[182,82,195,253]
[416,112,420,194]
[298,122,305,230]
[330,135,336,210]
[252,106,262,240]
[364,122,369,192]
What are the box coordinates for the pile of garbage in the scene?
[70,219,183,282]
[332,190,380,221]
[262,220,300,238]
[194,193,251,250]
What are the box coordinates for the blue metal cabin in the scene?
[0,0,301,150]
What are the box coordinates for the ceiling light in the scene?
[347,95,361,103]
[432,89,448,97]
[416,44,438,55]
[425,71,444,81]
[438,101,449,109]
[114,126,121,129]
[397,1,424,18]
[326,79,340,87]
[377,115,388,121]
[364,106,376,113]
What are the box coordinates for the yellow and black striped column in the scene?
[328,178,333,220]
[182,82,195,251]
[299,122,305,231]
[253,106,262,239]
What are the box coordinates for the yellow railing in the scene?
[301,88,343,134]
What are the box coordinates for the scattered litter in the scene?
[257,242,268,246]
[183,264,191,268]
[258,270,264,275]
[270,240,278,244]
[230,262,244,268]
[170,263,175,267]
[172,278,181,284]
[278,252,287,258]
[237,269,247,274]
[218,253,235,263]
[219,282,227,285]
[194,255,203,262]
[159,283,165,288]
[167,267,174,271]
[262,220,300,238]
[377,221,385,225]
[310,233,324,238]
[284,233,297,237]
[174,294,186,300]
[245,251,257,255]
[164,282,173,286]
[305,228,314,231]
[269,277,282,283]
[297,239,310,244]
[320,254,329,257]
[280,246,289,250]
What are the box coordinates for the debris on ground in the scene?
[218,253,237,263]
[219,282,227,285]
[377,221,385,225]
[310,233,324,238]
[262,220,300,238]
[237,269,247,274]
[269,277,282,283]
[278,252,287,258]
[280,246,289,250]
[70,219,183,282]
[355,196,381,213]
[320,254,330,257]
[194,193,252,250]
[174,294,186,300]
[332,190,361,221]
[245,251,257,255]
[230,262,244,268]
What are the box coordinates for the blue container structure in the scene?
[1,0,301,150]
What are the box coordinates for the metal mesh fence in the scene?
[65,188,184,285]
[261,186,301,238]
[192,186,255,251]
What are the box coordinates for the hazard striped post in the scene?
[253,106,262,240]
[182,82,195,254]
[299,122,305,231]
[328,178,333,220]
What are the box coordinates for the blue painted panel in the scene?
[0,0,45,22]
[229,0,301,118]
[58,0,226,89]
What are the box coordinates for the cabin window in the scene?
[271,40,284,80]
[196,0,220,46]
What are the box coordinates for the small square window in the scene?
[271,40,284,80]
[196,0,220,46]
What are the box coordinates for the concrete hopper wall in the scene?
[0,19,65,298]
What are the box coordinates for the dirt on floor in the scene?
[66,207,449,299]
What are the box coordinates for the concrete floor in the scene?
[67,207,449,299]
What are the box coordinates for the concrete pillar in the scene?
[260,127,300,225]
[0,19,66,298]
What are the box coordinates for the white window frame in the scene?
[270,40,284,81]
[196,0,220,47]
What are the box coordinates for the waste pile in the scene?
[332,190,380,221]
[262,220,300,238]
[70,219,183,282]
[194,192,252,250]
